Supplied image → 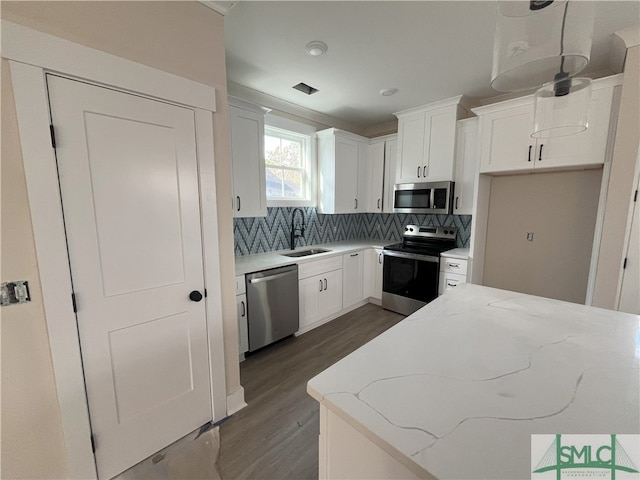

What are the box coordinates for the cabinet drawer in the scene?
[235,275,246,295]
[439,271,466,294]
[440,258,468,276]
[298,256,343,280]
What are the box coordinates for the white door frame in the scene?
[3,20,227,479]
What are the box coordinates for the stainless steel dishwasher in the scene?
[246,264,299,352]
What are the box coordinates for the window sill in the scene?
[267,199,316,208]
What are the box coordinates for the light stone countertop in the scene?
[439,247,469,260]
[234,240,394,276]
[307,283,640,479]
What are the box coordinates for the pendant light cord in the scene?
[559,1,569,73]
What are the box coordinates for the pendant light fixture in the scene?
[491,1,595,138]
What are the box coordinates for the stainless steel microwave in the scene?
[393,181,454,214]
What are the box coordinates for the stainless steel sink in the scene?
[281,248,331,258]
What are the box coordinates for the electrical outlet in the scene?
[526,232,534,241]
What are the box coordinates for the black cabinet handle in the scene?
[538,144,544,161]
[189,290,203,302]
[350,253,359,257]
[319,279,323,292]
[377,198,381,209]
[423,166,427,177]
[240,300,245,317]
[236,196,241,211]
[417,166,421,178]
[455,196,459,210]
[324,278,327,290]
[378,253,382,264]
[528,145,532,162]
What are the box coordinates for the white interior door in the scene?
[46,75,212,479]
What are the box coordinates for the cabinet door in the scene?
[357,141,369,212]
[362,249,376,299]
[424,107,457,181]
[396,111,425,182]
[342,251,364,308]
[334,136,359,213]
[373,248,383,299]
[454,119,478,215]
[229,106,267,217]
[536,86,614,170]
[479,104,534,174]
[299,275,322,331]
[322,269,344,318]
[236,293,248,355]
[383,139,397,213]
[367,142,385,212]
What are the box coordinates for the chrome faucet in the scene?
[290,208,305,250]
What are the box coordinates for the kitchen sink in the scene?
[281,248,331,258]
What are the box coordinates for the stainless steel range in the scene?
[382,225,457,316]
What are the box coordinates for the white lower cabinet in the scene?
[438,256,468,295]
[363,248,383,301]
[299,257,343,333]
[342,251,364,308]
[235,275,249,360]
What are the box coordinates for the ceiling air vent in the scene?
[293,83,319,95]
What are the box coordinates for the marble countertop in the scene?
[439,247,469,260]
[307,283,640,479]
[234,240,393,276]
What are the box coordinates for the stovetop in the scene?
[384,224,457,256]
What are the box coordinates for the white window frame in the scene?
[264,114,316,207]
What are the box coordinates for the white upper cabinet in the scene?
[229,97,268,217]
[383,138,398,213]
[317,128,368,214]
[474,77,620,175]
[395,96,469,183]
[366,141,385,213]
[453,118,479,215]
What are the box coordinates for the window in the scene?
[264,116,316,206]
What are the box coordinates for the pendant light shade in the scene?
[491,1,595,92]
[532,76,592,138]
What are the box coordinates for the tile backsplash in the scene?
[234,207,472,256]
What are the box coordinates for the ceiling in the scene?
[223,1,639,134]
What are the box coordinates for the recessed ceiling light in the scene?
[305,41,328,57]
[379,88,398,96]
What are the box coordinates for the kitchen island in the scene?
[307,283,640,479]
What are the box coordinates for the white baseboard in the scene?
[226,386,247,416]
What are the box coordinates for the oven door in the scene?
[381,250,440,316]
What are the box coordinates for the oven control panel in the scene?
[403,224,457,240]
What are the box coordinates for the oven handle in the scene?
[382,250,440,263]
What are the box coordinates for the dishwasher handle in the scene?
[248,271,295,284]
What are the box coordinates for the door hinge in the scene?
[90,434,96,453]
[71,292,77,313]
[49,125,56,149]
[623,258,628,269]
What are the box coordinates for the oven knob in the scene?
[404,227,409,231]
[443,229,448,234]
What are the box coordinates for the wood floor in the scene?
[217,303,405,480]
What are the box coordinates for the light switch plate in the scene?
[1,281,31,306]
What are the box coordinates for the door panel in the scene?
[47,75,212,479]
